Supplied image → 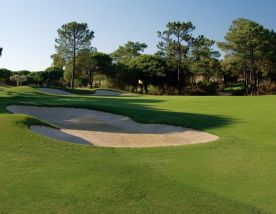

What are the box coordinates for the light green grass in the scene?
[0,86,276,213]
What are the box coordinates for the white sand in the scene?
[7,105,219,147]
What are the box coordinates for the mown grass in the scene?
[0,86,276,213]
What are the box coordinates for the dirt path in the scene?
[7,105,219,147]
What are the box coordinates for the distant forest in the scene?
[1,18,276,95]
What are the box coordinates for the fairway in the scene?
[1,1,276,213]
[0,86,276,213]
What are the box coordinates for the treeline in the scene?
[0,68,64,87]
[0,58,110,88]
[218,18,276,95]
[1,18,276,95]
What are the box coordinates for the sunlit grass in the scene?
[0,86,275,213]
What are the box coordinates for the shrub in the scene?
[196,81,218,95]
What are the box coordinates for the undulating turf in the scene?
[0,86,275,213]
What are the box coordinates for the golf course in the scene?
[1,1,276,213]
[1,86,276,213]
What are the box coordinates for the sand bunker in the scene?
[93,89,133,96]
[7,105,219,147]
[38,88,73,95]
[38,88,133,96]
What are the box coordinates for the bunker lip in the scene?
[6,105,219,148]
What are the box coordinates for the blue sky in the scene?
[0,0,276,71]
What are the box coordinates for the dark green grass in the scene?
[0,86,276,213]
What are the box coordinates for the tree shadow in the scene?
[1,91,237,133]
[31,125,91,145]
[6,105,233,134]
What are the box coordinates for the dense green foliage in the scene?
[218,18,276,95]
[9,74,27,86]
[157,21,195,94]
[75,52,113,88]
[1,18,276,95]
[0,86,276,213]
[0,68,12,85]
[111,41,148,61]
[108,19,276,95]
[55,22,94,89]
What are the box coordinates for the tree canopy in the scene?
[112,41,147,62]
[157,21,195,94]
[55,22,94,88]
[1,18,276,95]
[218,18,274,95]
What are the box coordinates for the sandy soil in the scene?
[7,105,219,147]
[38,88,73,95]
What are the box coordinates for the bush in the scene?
[10,74,27,86]
[147,85,164,95]
[0,69,12,85]
[196,81,218,95]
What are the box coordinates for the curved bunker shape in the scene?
[7,105,219,147]
[93,89,133,96]
[37,88,133,96]
[37,88,73,95]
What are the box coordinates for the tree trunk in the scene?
[88,69,93,88]
[177,67,182,95]
[144,84,148,94]
[140,85,143,94]
[243,68,248,95]
[71,52,76,89]
[71,36,76,89]
[249,69,254,96]
[89,79,93,88]
[255,66,260,95]
[268,79,272,89]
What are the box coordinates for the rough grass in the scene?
[0,86,276,213]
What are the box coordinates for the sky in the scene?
[0,0,276,71]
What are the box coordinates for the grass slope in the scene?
[0,86,276,213]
